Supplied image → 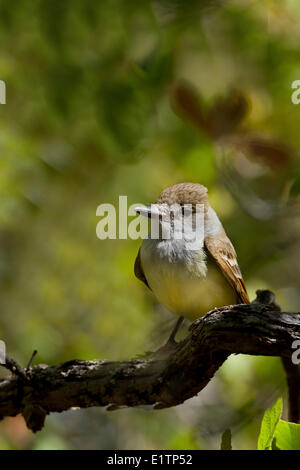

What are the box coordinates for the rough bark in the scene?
[0,290,299,432]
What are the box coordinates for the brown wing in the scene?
[204,233,250,304]
[134,248,151,290]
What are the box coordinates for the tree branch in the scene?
[281,357,300,423]
[0,290,299,432]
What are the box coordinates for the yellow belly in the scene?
[142,255,236,321]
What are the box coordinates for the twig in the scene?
[26,350,38,371]
[3,357,27,381]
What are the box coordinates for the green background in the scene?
[0,0,299,450]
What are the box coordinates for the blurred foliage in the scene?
[0,0,299,450]
[220,398,300,450]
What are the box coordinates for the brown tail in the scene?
[236,278,250,304]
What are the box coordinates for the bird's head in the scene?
[134,183,208,242]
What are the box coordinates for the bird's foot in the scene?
[151,316,184,359]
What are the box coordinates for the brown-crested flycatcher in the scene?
[134,183,250,342]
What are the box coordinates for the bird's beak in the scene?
[134,204,163,219]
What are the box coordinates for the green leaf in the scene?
[220,429,232,450]
[257,398,283,450]
[273,420,300,450]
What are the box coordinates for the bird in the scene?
[134,182,250,343]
